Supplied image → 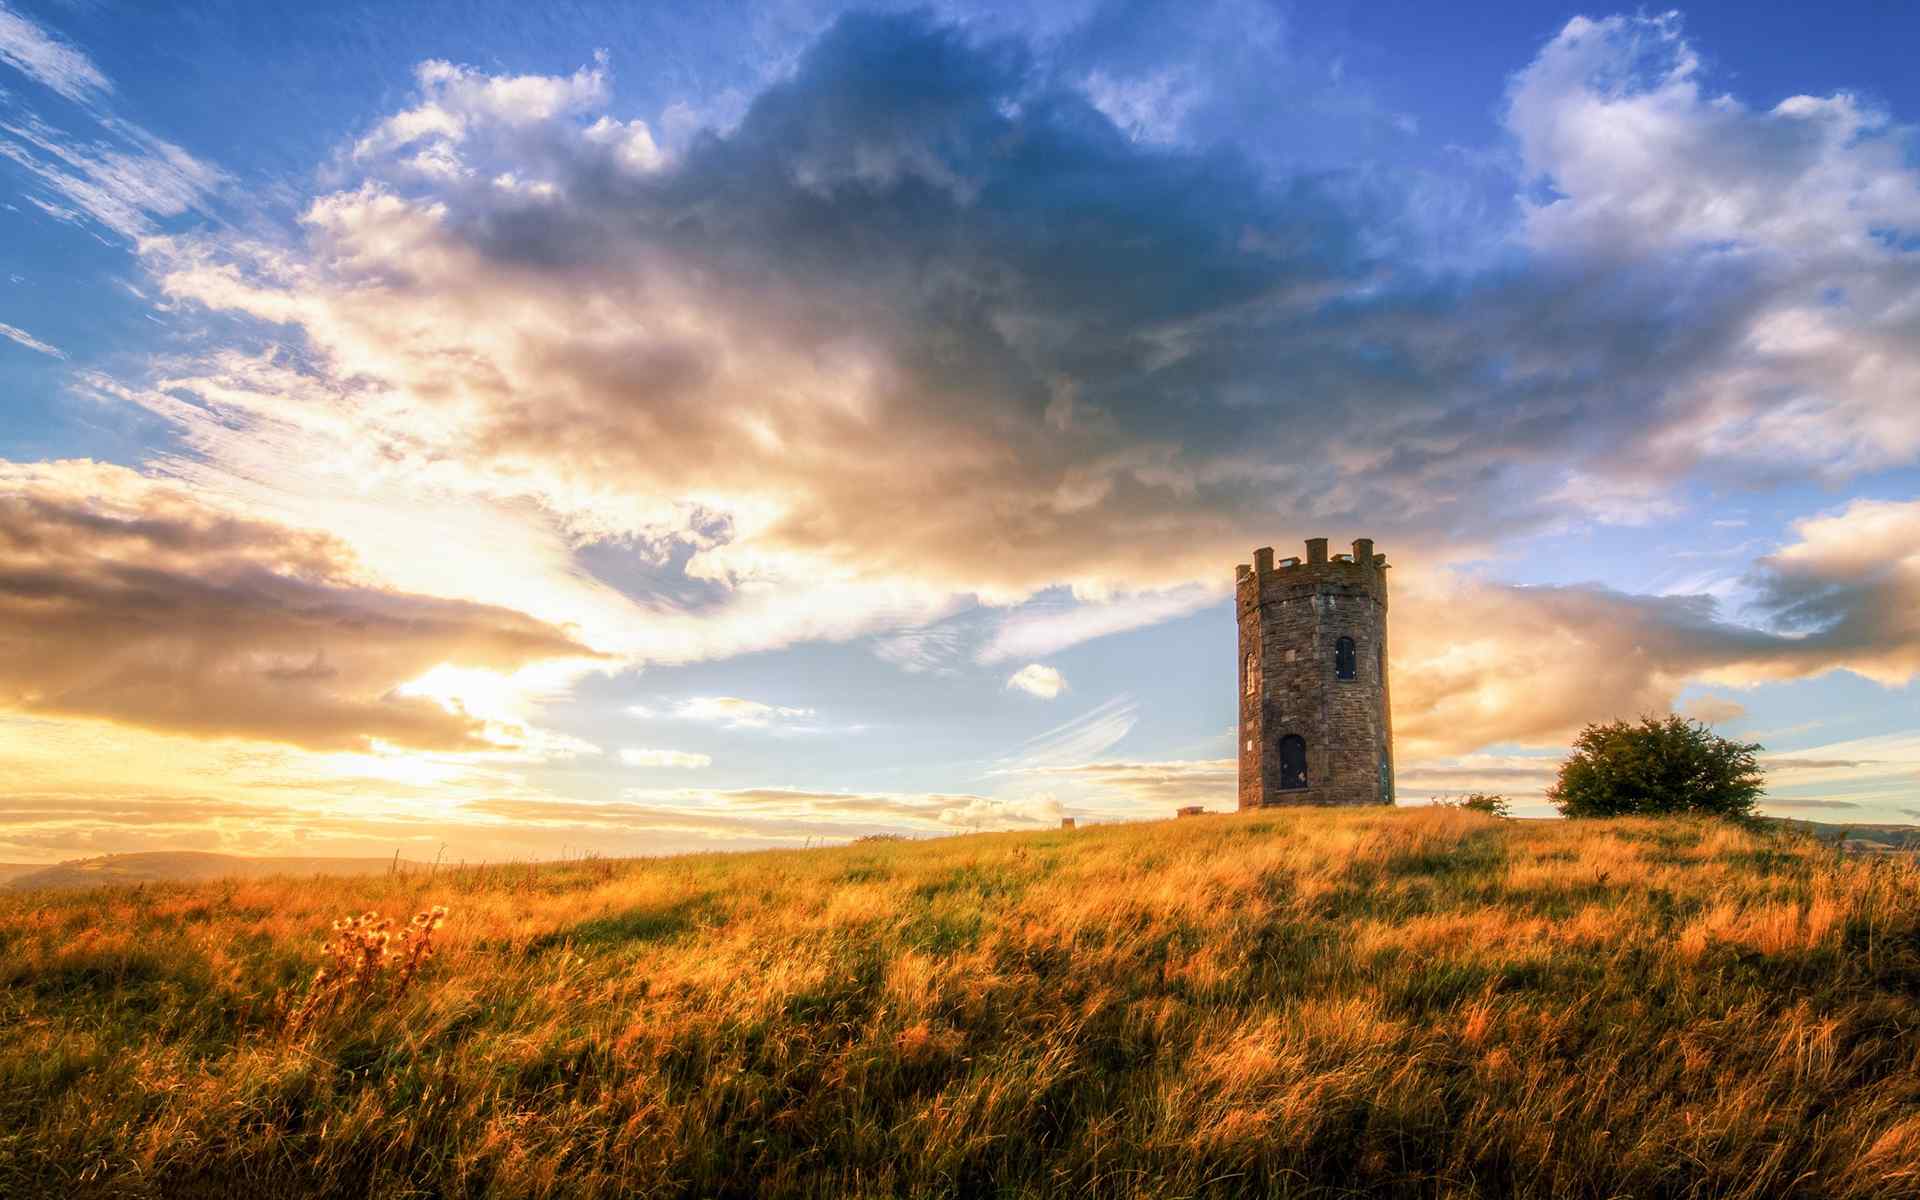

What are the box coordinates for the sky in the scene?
[1,0,1917,863]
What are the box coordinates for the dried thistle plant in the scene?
[285,905,447,1036]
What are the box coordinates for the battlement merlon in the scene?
[1236,537,1390,604]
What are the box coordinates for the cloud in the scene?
[1001,694,1139,769]
[0,459,601,751]
[354,56,614,166]
[632,696,817,729]
[1016,758,1233,810]
[937,793,1065,830]
[619,747,712,769]
[981,585,1220,663]
[480,784,1064,837]
[1006,663,1067,699]
[2,109,226,240]
[0,3,221,243]
[870,623,968,674]
[1506,13,1920,479]
[114,14,1463,608]
[125,10,1920,630]
[0,320,64,358]
[0,709,615,862]
[1679,695,1750,725]
[0,3,109,101]
[1387,499,1920,758]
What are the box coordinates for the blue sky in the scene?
[1,0,1917,862]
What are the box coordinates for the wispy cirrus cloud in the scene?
[1000,695,1139,770]
[981,585,1221,663]
[0,5,224,243]
[0,320,64,358]
[0,110,226,239]
[0,2,109,102]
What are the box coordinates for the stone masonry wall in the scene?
[1237,538,1393,809]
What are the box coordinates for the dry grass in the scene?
[1,807,1917,1198]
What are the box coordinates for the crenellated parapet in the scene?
[1237,538,1390,611]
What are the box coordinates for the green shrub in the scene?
[1550,714,1764,819]
[1456,793,1511,818]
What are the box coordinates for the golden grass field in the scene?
[3,806,1918,1198]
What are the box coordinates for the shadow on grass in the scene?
[530,892,725,954]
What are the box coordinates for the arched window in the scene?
[1278,734,1308,790]
[1335,636,1356,680]
[1245,652,1257,695]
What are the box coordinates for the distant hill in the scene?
[3,851,412,891]
[1767,817,1920,851]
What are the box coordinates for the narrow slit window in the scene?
[1335,636,1357,680]
[1245,652,1258,695]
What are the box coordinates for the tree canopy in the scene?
[1549,715,1765,819]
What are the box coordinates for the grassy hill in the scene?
[1767,819,1920,852]
[2,807,1917,1198]
[1,851,411,892]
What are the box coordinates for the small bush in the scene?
[1551,714,1764,819]
[1447,793,1511,818]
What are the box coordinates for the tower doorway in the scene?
[1278,734,1308,790]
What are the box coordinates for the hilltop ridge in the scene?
[3,807,1917,1198]
[2,850,413,892]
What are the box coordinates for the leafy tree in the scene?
[1549,715,1765,819]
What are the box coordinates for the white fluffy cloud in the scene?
[1508,13,1920,478]
[938,792,1066,830]
[1006,663,1067,699]
[354,56,612,164]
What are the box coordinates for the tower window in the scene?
[1245,652,1257,695]
[1278,735,1308,790]
[1335,636,1356,680]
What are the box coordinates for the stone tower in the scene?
[1236,537,1394,808]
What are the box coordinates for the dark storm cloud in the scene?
[143,13,1669,590]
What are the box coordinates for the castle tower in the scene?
[1236,538,1394,808]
